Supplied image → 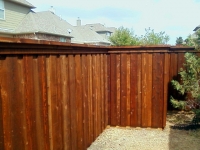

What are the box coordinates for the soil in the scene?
[88,111,200,150]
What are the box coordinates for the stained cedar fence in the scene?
[0,37,196,150]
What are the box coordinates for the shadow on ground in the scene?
[168,111,200,150]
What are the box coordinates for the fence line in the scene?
[0,38,197,150]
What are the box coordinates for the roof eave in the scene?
[8,0,36,9]
[14,31,73,38]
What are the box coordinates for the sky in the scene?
[27,0,200,45]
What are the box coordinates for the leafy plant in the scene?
[109,27,169,46]
[176,37,183,45]
[170,52,200,124]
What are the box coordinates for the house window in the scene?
[106,32,111,37]
[0,0,5,19]
[60,37,66,42]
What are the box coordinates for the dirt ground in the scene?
[88,111,200,150]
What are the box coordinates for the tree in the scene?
[109,27,141,46]
[140,28,170,45]
[170,53,200,124]
[171,30,200,124]
[176,37,183,45]
[109,27,170,46]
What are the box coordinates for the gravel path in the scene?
[88,122,200,150]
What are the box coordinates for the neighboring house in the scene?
[73,26,110,46]
[14,11,73,42]
[192,25,200,38]
[84,23,116,40]
[0,0,112,45]
[0,0,34,37]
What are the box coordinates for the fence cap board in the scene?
[0,37,195,54]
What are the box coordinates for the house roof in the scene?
[84,23,113,33]
[193,25,200,31]
[15,11,73,38]
[72,26,111,44]
[8,0,35,8]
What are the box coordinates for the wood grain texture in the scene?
[0,56,4,150]
[120,54,127,126]
[68,55,77,150]
[0,44,196,150]
[110,54,117,126]
[130,54,138,127]
[75,55,83,150]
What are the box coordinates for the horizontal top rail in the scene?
[0,37,195,54]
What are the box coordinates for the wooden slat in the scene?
[33,56,45,150]
[107,54,111,126]
[126,54,131,126]
[110,54,117,126]
[87,54,93,145]
[137,54,142,126]
[130,54,138,127]
[116,54,121,126]
[10,56,27,149]
[1,57,12,150]
[49,56,62,150]
[152,53,164,128]
[60,55,71,150]
[92,54,98,139]
[104,54,109,128]
[120,54,127,126]
[141,53,148,127]
[163,53,170,128]
[46,55,53,150]
[81,55,89,149]
[68,55,77,150]
[96,54,101,136]
[75,55,83,150]
[0,56,4,150]
[100,54,105,132]
[147,53,152,127]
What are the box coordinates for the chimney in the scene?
[49,6,55,14]
[77,17,81,26]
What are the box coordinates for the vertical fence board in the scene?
[96,54,101,136]
[46,56,53,150]
[0,56,4,150]
[141,53,148,127]
[147,53,152,127]
[152,53,164,127]
[110,54,117,126]
[10,56,27,149]
[87,54,93,145]
[104,54,109,128]
[24,56,37,150]
[100,55,105,131]
[60,55,71,150]
[75,55,84,150]
[33,56,45,150]
[120,54,127,126]
[92,55,97,139]
[81,55,89,149]
[1,57,12,150]
[130,54,138,127]
[137,54,142,127]
[68,55,77,150]
[39,56,49,150]
[126,54,131,126]
[163,53,170,128]
[116,54,121,126]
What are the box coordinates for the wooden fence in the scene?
[0,38,196,150]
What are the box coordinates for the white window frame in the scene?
[0,0,5,20]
